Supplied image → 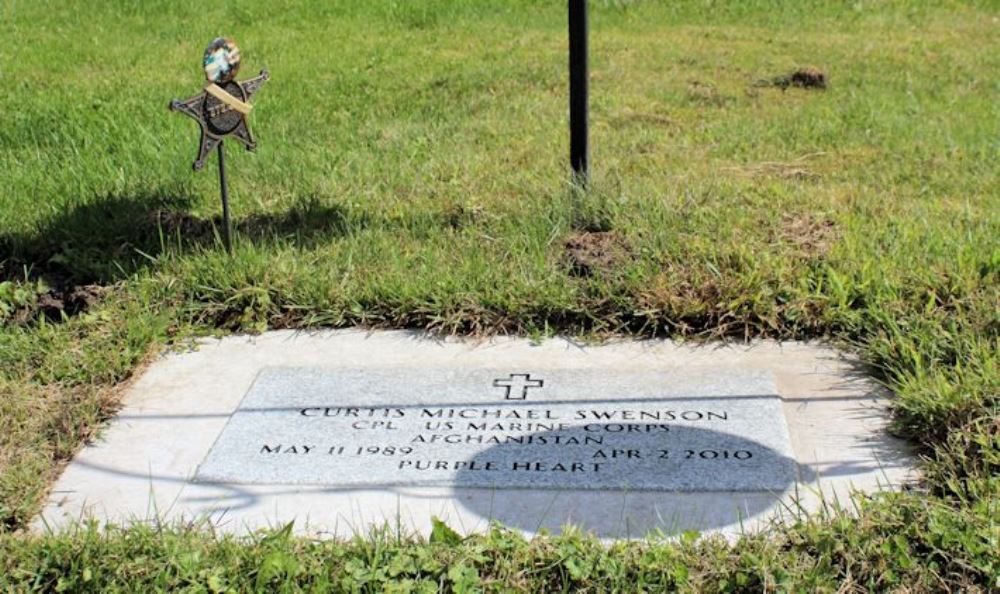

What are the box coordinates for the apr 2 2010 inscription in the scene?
[195,368,796,491]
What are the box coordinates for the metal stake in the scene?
[569,0,589,186]
[217,140,233,253]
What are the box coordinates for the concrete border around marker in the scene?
[36,330,916,539]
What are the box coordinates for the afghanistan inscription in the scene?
[195,368,796,491]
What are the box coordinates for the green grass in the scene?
[1,0,998,590]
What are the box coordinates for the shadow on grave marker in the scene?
[446,424,800,535]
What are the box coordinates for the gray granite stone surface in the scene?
[195,367,795,490]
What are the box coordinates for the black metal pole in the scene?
[569,0,589,186]
[217,141,233,253]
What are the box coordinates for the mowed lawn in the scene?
[1,0,997,591]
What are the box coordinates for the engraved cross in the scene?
[493,374,544,400]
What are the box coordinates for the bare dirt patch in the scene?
[35,284,109,321]
[755,67,828,90]
[1,264,111,325]
[562,231,633,278]
[790,67,828,89]
[777,213,837,257]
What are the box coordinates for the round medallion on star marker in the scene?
[203,37,242,84]
[203,80,247,136]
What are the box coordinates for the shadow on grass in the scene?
[0,190,360,286]
[0,186,500,329]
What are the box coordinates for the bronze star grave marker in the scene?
[169,37,269,252]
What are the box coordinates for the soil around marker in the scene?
[562,231,633,278]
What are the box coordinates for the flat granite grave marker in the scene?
[37,331,914,539]
[195,368,796,490]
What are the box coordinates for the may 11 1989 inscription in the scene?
[195,367,797,491]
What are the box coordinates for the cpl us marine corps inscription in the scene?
[196,368,798,491]
[169,37,268,252]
